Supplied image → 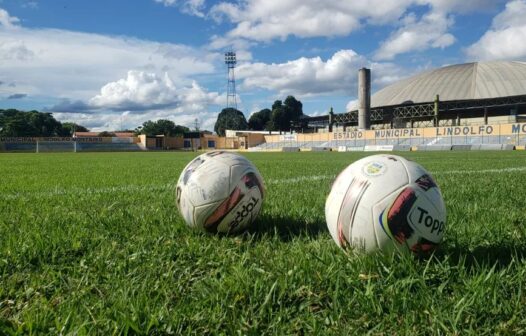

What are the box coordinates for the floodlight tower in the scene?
[225,51,237,109]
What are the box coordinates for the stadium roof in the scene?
[370,61,526,108]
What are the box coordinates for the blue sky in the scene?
[0,0,524,131]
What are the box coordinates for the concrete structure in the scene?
[358,68,371,130]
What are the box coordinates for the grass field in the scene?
[1,151,526,334]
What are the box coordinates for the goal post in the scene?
[35,141,77,153]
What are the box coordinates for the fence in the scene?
[0,137,144,153]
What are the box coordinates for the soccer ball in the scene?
[176,151,265,233]
[325,154,446,254]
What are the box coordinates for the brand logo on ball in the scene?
[409,206,444,236]
[229,196,259,230]
[363,161,386,176]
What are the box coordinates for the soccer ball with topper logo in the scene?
[325,154,446,254]
[176,151,265,233]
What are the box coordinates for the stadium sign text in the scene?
[435,125,494,136]
[0,137,104,143]
[374,129,421,138]
[512,123,526,134]
[333,131,364,139]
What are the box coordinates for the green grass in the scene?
[1,151,526,335]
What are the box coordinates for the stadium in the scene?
[2,62,526,334]
[2,61,525,153]
[260,61,526,151]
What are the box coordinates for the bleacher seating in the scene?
[4,143,37,152]
[251,133,526,152]
[77,143,143,152]
[0,142,144,152]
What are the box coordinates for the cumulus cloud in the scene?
[88,71,223,112]
[210,0,411,41]
[48,71,224,132]
[236,49,407,100]
[0,8,19,29]
[207,0,496,45]
[210,0,413,42]
[48,71,224,113]
[90,71,179,111]
[237,50,368,96]
[465,0,526,60]
[374,11,455,60]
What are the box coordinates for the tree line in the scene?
[0,109,89,137]
[1,95,305,138]
[214,95,304,136]
[0,109,190,137]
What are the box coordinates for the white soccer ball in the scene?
[325,154,446,254]
[176,151,265,233]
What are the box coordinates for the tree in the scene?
[136,119,189,136]
[62,122,89,136]
[214,108,248,136]
[270,100,287,132]
[284,96,303,122]
[0,109,66,137]
[269,96,304,132]
[248,108,271,130]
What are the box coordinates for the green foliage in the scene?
[248,108,271,131]
[270,96,304,131]
[136,119,189,136]
[1,151,526,334]
[61,122,89,136]
[214,108,248,136]
[97,131,116,137]
[0,109,71,137]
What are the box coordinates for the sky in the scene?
[0,0,525,132]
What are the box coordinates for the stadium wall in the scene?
[263,122,526,146]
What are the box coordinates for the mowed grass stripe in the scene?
[0,151,525,334]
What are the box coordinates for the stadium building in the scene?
[304,61,526,130]
[254,61,526,151]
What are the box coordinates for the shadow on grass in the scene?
[246,213,328,242]
[436,241,526,269]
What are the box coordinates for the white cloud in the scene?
[0,8,20,29]
[236,50,408,106]
[208,0,497,44]
[0,11,215,100]
[210,0,413,42]
[465,0,526,60]
[90,71,180,110]
[237,50,368,97]
[374,11,455,60]
[50,71,224,132]
[21,1,39,9]
[154,0,206,17]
